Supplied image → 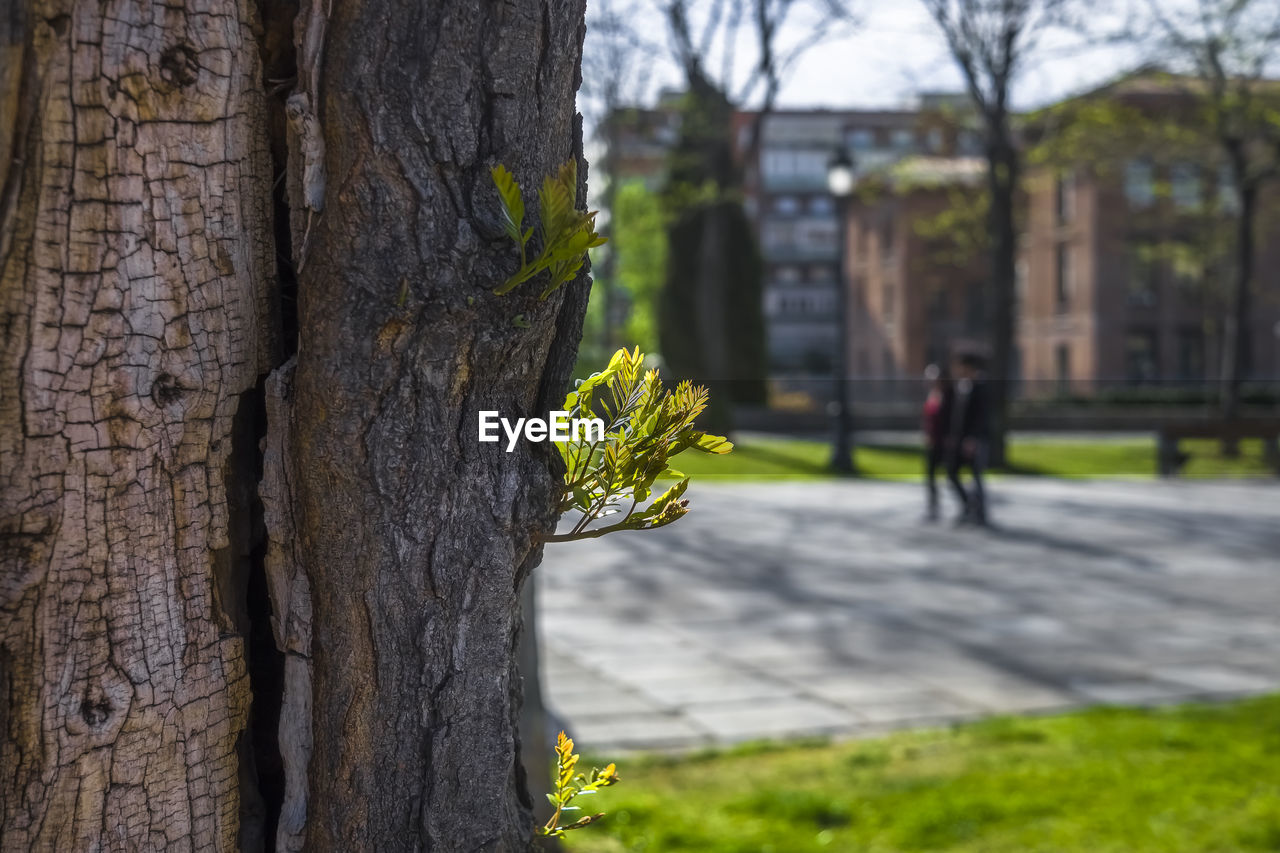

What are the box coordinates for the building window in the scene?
[1127,243,1159,307]
[773,195,800,215]
[1125,159,1154,208]
[808,195,835,216]
[775,264,803,284]
[926,128,944,153]
[1171,162,1200,210]
[1125,331,1159,384]
[761,149,827,184]
[761,149,789,179]
[761,222,794,250]
[847,128,875,151]
[891,129,915,151]
[1055,243,1073,311]
[796,220,838,253]
[1055,171,1076,224]
[1055,344,1071,394]
[808,264,835,283]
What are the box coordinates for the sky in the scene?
[603,1,1143,115]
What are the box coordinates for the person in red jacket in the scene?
[921,363,954,521]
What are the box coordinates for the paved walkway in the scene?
[538,478,1280,752]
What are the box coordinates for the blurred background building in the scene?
[592,75,1280,416]
[733,100,985,397]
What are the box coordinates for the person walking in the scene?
[921,363,954,521]
[947,351,990,526]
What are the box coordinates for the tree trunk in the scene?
[4,0,590,849]
[984,130,1019,469]
[1220,154,1255,429]
[281,0,589,850]
[659,73,767,426]
[1,0,276,848]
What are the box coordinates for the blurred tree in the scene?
[1115,0,1280,425]
[660,0,858,430]
[922,0,1073,467]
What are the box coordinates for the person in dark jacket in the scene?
[921,364,954,521]
[947,351,990,526]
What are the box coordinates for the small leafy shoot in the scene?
[538,731,620,839]
[547,347,732,543]
[491,160,607,299]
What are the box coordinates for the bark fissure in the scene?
[223,377,288,853]
[258,359,311,853]
[250,0,314,848]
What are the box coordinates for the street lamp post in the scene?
[827,148,856,474]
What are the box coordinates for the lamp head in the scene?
[827,148,856,198]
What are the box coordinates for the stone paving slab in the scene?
[538,478,1280,752]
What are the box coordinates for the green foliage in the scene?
[491,161,607,299]
[611,183,668,355]
[538,731,620,839]
[577,182,671,379]
[547,347,732,543]
[1026,98,1190,174]
[910,183,991,269]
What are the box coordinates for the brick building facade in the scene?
[839,74,1280,400]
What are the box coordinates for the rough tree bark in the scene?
[277,0,591,850]
[3,0,590,849]
[0,0,276,848]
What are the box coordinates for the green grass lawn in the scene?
[564,695,1280,853]
[663,435,1276,481]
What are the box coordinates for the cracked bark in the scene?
[1,0,276,849]
[3,0,588,848]
[284,0,590,848]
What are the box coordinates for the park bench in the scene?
[1156,419,1280,477]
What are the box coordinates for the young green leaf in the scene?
[490,164,525,244]
[544,348,728,544]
